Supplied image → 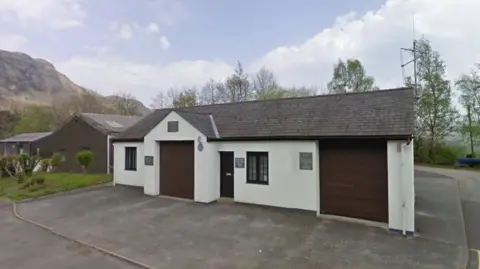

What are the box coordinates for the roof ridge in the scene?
[79,112,142,118]
[158,87,412,110]
[175,110,211,116]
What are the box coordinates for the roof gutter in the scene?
[207,134,414,142]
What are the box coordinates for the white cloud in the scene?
[109,22,133,40]
[118,24,133,40]
[45,0,480,109]
[146,23,160,33]
[160,36,171,49]
[148,0,186,26]
[254,0,480,90]
[0,34,28,51]
[55,56,233,104]
[0,0,86,30]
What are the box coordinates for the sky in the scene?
[0,0,479,106]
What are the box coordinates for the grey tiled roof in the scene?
[176,111,217,138]
[78,113,142,135]
[0,132,52,142]
[116,88,414,140]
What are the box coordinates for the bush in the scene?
[32,177,45,185]
[432,143,466,165]
[76,150,93,171]
[50,153,62,168]
[0,155,17,178]
[28,184,46,192]
[39,159,50,172]
[17,173,26,184]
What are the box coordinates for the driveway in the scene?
[11,186,464,269]
[0,205,137,269]
[416,166,480,268]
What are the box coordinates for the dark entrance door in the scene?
[220,152,234,198]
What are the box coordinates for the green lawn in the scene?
[0,173,112,201]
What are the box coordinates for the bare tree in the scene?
[199,79,221,105]
[112,92,139,116]
[151,91,170,109]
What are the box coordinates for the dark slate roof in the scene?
[78,113,142,135]
[175,111,218,138]
[0,132,52,143]
[116,88,414,140]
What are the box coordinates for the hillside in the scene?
[0,49,150,115]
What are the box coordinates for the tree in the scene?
[408,38,458,161]
[199,79,221,105]
[327,59,378,94]
[252,68,278,100]
[455,66,480,156]
[171,88,198,108]
[222,61,252,103]
[151,91,170,109]
[111,92,139,116]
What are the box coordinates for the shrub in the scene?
[28,184,45,192]
[32,177,45,185]
[76,150,93,172]
[0,155,17,178]
[466,153,476,158]
[39,159,50,172]
[50,153,62,168]
[432,143,466,165]
[17,173,26,184]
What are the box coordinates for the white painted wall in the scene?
[387,140,415,233]
[217,141,318,211]
[143,111,218,202]
[113,142,144,187]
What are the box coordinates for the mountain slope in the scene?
[0,49,150,115]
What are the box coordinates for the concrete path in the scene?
[0,205,138,269]
[416,166,480,269]
[15,186,465,269]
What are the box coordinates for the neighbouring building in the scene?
[41,113,142,174]
[0,132,52,156]
[112,88,415,234]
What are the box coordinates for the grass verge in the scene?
[0,173,112,201]
[416,163,480,171]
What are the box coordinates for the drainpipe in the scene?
[106,135,111,175]
[400,141,407,236]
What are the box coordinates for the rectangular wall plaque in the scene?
[299,152,313,170]
[144,156,154,166]
[235,157,245,168]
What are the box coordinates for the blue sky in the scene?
[0,0,479,105]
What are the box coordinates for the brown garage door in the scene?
[320,140,388,222]
[160,141,194,199]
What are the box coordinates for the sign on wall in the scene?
[144,156,154,166]
[235,157,245,168]
[299,152,313,170]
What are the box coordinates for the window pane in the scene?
[260,155,268,182]
[248,154,257,182]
